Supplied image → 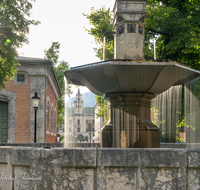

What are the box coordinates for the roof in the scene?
[66,107,95,116]
[77,88,81,95]
[16,56,62,97]
[17,56,52,63]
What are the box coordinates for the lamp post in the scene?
[31,93,41,143]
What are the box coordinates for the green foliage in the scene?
[60,135,64,142]
[84,2,200,133]
[95,95,109,125]
[145,0,200,69]
[44,42,72,126]
[83,6,114,60]
[84,135,88,142]
[44,42,60,65]
[0,0,40,89]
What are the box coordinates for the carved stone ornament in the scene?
[117,15,124,23]
[138,26,144,34]
[127,24,136,33]
[139,16,145,23]
[118,25,124,35]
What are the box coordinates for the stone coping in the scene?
[1,143,200,148]
[0,147,200,189]
[0,143,101,148]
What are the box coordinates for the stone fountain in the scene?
[64,0,200,148]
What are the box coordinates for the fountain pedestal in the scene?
[101,93,160,148]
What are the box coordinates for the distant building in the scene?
[65,89,95,141]
[0,57,61,143]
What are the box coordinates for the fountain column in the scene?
[114,0,147,59]
[101,93,160,148]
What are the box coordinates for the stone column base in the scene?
[101,93,160,148]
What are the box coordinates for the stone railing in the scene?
[0,147,199,189]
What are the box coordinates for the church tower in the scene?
[74,89,84,114]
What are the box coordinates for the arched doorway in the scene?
[0,101,8,143]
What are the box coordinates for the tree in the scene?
[84,135,88,142]
[44,42,72,126]
[0,0,40,89]
[84,2,200,68]
[95,95,109,125]
[83,7,114,60]
[145,0,200,69]
[84,3,200,124]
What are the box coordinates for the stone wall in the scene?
[0,147,199,189]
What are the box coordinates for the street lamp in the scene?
[31,93,40,143]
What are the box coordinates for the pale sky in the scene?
[18,0,115,97]
[18,0,115,68]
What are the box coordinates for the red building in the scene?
[0,57,61,143]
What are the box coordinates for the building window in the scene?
[69,120,72,125]
[78,98,80,101]
[86,128,88,132]
[86,120,89,124]
[92,120,95,124]
[77,127,80,133]
[69,127,71,132]
[54,111,57,134]
[77,119,80,124]
[51,108,54,133]
[93,127,95,132]
[17,75,25,82]
[47,103,50,132]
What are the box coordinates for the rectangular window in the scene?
[69,127,71,132]
[77,119,80,124]
[92,119,95,124]
[86,128,88,132]
[86,120,89,124]
[77,128,80,133]
[17,75,25,82]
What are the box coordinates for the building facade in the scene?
[65,89,95,141]
[0,57,61,143]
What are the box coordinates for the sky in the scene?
[18,0,115,98]
[18,0,115,68]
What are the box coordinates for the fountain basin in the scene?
[65,60,200,96]
[65,60,200,148]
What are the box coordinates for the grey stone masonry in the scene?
[113,0,147,59]
[0,147,199,189]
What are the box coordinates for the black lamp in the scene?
[31,93,40,143]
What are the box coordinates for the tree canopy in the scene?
[0,0,40,89]
[146,0,200,69]
[83,7,114,60]
[84,1,200,124]
[44,42,71,126]
[84,1,200,69]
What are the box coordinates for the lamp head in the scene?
[31,93,41,109]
